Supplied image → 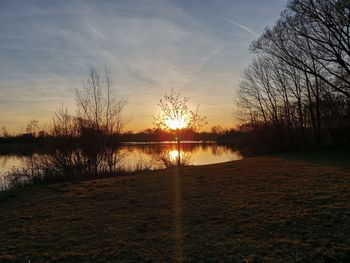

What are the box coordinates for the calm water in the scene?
[0,142,242,188]
[117,142,242,170]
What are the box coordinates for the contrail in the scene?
[225,18,258,37]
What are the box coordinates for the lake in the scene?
[0,142,242,189]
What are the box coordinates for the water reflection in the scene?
[0,142,242,189]
[0,155,25,174]
[169,150,179,161]
[115,142,241,171]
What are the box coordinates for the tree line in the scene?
[237,0,350,152]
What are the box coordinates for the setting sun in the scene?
[166,116,187,130]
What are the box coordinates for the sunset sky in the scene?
[0,0,287,133]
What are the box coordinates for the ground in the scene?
[1,154,350,262]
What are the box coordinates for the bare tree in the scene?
[76,66,126,132]
[43,66,126,177]
[25,119,39,136]
[252,0,350,98]
[237,0,350,150]
[154,89,206,165]
[1,126,9,138]
[75,66,126,174]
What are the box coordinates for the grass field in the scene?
[1,155,350,262]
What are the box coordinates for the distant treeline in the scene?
[121,128,217,142]
[0,135,46,155]
[0,128,220,144]
[236,0,350,153]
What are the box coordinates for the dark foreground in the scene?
[1,156,350,262]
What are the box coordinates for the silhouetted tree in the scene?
[154,89,206,165]
[75,66,126,174]
[25,119,39,136]
[237,0,350,151]
[42,66,126,178]
[1,126,9,138]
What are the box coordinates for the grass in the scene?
[275,148,350,169]
[1,155,350,262]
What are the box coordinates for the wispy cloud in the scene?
[224,18,258,37]
[0,0,286,132]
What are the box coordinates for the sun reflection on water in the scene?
[169,149,179,161]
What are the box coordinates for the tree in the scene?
[75,66,126,174]
[76,66,126,132]
[1,126,9,138]
[26,119,39,136]
[252,0,350,98]
[237,0,350,150]
[154,89,206,165]
[45,66,126,177]
[211,125,224,135]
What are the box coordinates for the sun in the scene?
[166,116,187,130]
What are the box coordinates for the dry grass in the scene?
[1,156,350,262]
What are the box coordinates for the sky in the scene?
[0,0,287,133]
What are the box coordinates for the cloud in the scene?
[0,0,287,132]
[224,18,258,37]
